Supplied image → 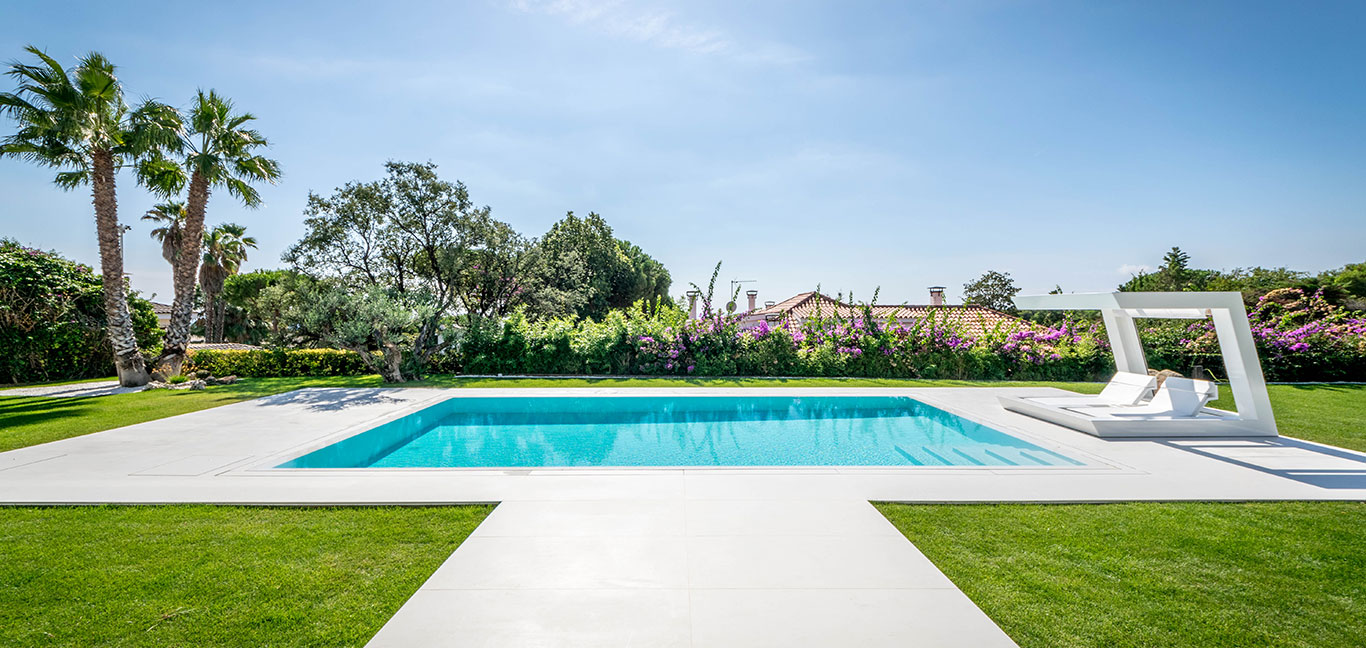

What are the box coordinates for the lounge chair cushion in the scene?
[1095,371,1159,406]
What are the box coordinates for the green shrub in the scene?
[186,349,371,378]
[0,240,161,383]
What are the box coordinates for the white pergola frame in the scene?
[1009,291,1278,437]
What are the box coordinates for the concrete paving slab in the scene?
[366,588,692,648]
[423,535,690,590]
[0,380,143,398]
[688,588,1016,648]
[476,499,686,537]
[686,534,957,589]
[4,385,1365,647]
[684,499,901,537]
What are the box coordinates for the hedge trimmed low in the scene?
[186,349,370,377]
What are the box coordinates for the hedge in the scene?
[186,349,370,378]
[0,240,162,384]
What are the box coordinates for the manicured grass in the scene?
[0,505,491,647]
[1220,383,1366,452]
[0,375,1099,453]
[877,501,1366,648]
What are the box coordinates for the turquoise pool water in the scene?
[277,396,1084,468]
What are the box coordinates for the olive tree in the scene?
[284,161,523,379]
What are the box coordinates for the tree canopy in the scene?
[963,270,1021,313]
[533,211,671,320]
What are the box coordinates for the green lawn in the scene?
[0,505,491,647]
[877,501,1366,648]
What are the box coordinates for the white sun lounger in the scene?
[999,375,1244,437]
[1020,371,1157,409]
[1080,377,1219,418]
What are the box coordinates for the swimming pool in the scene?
[276,395,1084,468]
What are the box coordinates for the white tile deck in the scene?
[4,386,1365,647]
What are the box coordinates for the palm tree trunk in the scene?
[91,150,149,387]
[203,289,220,343]
[212,297,226,342]
[156,171,209,377]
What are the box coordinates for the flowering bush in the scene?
[439,290,1365,381]
[1142,288,1366,381]
[442,302,1115,381]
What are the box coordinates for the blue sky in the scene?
[2,0,1363,305]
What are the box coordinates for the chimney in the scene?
[928,286,945,307]
[746,290,758,312]
[764,300,775,309]
[686,290,700,320]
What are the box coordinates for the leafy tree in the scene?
[457,218,537,319]
[616,240,672,310]
[0,47,179,385]
[1204,266,1316,306]
[532,212,670,320]
[1118,248,1360,308]
[1120,246,1218,292]
[145,90,281,376]
[221,268,293,345]
[284,161,504,378]
[1325,262,1366,307]
[292,282,421,382]
[199,223,256,342]
[962,270,1021,313]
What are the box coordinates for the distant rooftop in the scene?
[744,291,1025,336]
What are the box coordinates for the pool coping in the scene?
[245,388,1130,475]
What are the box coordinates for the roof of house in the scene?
[188,342,263,352]
[150,301,173,315]
[744,291,1026,337]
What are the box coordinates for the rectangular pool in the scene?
[277,396,1084,468]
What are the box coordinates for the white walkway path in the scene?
[3,387,1364,646]
[1,379,145,398]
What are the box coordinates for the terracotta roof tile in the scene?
[188,342,263,352]
[744,292,1026,337]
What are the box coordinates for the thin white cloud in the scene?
[507,0,806,63]
[1117,263,1153,276]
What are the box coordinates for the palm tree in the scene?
[200,223,257,342]
[0,46,179,386]
[142,200,186,266]
[152,89,280,374]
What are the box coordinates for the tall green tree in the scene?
[147,89,280,375]
[0,47,179,385]
[199,223,257,343]
[963,270,1021,313]
[1120,247,1222,293]
[284,161,499,378]
[533,212,671,320]
[141,200,186,266]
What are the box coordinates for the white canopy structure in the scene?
[1000,291,1278,438]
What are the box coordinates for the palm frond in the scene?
[136,153,187,197]
[170,89,278,208]
[124,99,184,155]
[224,177,261,207]
[54,170,89,190]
